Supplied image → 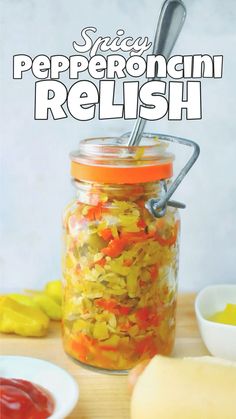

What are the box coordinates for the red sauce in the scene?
[0,377,54,419]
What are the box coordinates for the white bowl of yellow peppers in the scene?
[195,284,236,361]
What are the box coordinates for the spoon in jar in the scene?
[127,0,186,147]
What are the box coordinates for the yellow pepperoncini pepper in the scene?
[0,297,49,337]
[44,280,62,305]
[208,304,236,326]
[28,292,62,321]
[7,294,38,308]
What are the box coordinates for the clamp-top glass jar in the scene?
[62,135,180,372]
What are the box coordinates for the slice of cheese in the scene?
[131,356,236,419]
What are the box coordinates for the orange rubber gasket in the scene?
[71,161,173,184]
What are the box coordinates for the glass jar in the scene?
[62,136,180,372]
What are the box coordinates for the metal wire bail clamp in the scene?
[121,132,200,218]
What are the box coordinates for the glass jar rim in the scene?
[70,135,174,184]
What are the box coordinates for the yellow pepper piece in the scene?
[102,334,120,347]
[0,297,49,337]
[128,325,139,337]
[134,147,145,160]
[93,321,109,340]
[7,294,38,308]
[31,293,62,321]
[72,318,89,333]
[208,303,236,326]
[65,254,74,270]
[87,233,106,251]
[44,280,62,304]
[127,269,138,298]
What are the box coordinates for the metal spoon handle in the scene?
[152,0,186,62]
[127,0,186,147]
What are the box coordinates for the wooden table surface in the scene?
[0,293,209,419]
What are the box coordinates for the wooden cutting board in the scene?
[0,293,209,419]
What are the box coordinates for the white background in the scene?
[1,0,236,292]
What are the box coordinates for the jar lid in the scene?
[70,136,174,184]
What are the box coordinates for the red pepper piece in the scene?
[149,265,158,282]
[89,257,107,269]
[136,307,150,322]
[154,220,179,247]
[71,335,119,366]
[101,238,127,258]
[121,231,155,244]
[95,298,131,315]
[118,306,131,315]
[148,312,159,327]
[100,228,113,241]
[76,263,81,274]
[102,231,156,257]
[130,185,145,196]
[120,320,132,331]
[95,298,117,312]
[123,258,133,267]
[135,335,156,355]
[95,258,106,267]
[85,203,105,221]
[70,334,94,361]
[136,199,146,208]
[99,345,118,352]
[135,307,160,328]
[137,219,147,229]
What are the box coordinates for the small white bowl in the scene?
[0,356,79,419]
[195,284,236,361]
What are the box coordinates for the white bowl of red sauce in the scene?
[0,356,79,419]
